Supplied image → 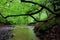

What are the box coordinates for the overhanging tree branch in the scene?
[21,0,55,15]
[4,7,43,18]
[0,13,11,24]
[29,7,43,15]
[0,13,6,19]
[0,0,58,23]
[30,15,48,22]
[5,14,29,18]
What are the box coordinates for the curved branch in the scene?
[5,7,43,18]
[30,7,43,15]
[0,13,11,24]
[4,1,55,19]
[30,15,47,22]
[0,0,56,24]
[5,14,29,18]
[21,1,55,14]
[0,13,6,19]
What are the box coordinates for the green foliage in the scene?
[0,0,51,25]
[39,18,56,30]
[0,0,57,40]
[0,15,6,23]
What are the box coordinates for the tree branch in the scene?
[4,1,55,19]
[5,14,29,18]
[30,7,44,15]
[21,1,55,14]
[30,15,47,22]
[0,0,57,24]
[5,7,43,18]
[0,13,6,19]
